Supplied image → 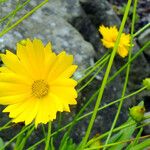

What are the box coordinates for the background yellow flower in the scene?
[99,25,130,58]
[0,39,78,127]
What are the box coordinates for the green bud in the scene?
[129,105,145,122]
[143,78,150,90]
[89,134,102,149]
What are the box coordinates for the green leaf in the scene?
[0,137,4,149]
[128,139,150,150]
[126,128,143,150]
[50,137,55,150]
[59,133,76,150]
[108,118,137,150]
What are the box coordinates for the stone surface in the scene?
[138,28,150,57]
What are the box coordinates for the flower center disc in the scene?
[32,80,49,98]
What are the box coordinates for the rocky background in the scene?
[0,0,150,149]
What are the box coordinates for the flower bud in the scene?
[129,105,145,122]
[89,134,102,149]
[143,78,150,90]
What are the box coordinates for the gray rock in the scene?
[138,28,150,56]
[79,0,121,27]
[0,12,95,75]
[143,112,150,135]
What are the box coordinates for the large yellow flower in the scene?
[99,25,130,58]
[0,39,78,126]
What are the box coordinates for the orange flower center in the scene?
[32,80,49,98]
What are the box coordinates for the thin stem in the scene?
[79,0,132,148]
[27,86,146,150]
[86,114,150,147]
[80,86,146,125]
[84,134,150,150]
[133,22,150,37]
[82,51,110,74]
[77,61,107,92]
[0,0,48,37]
[67,90,98,135]
[77,54,110,84]
[103,0,137,148]
[45,121,52,150]
[0,124,33,150]
[16,126,35,150]
[0,120,11,131]
[2,1,20,32]
[108,41,150,84]
[0,0,31,24]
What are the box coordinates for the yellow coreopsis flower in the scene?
[99,25,130,58]
[0,39,78,127]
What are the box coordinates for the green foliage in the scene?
[0,0,8,3]
[0,137,4,150]
[143,78,150,90]
[129,139,150,150]
[108,118,137,150]
[117,4,140,23]
[59,133,76,150]
[126,127,143,150]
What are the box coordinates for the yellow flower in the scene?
[0,39,78,127]
[99,25,130,58]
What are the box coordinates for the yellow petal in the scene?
[118,46,128,58]
[44,42,52,55]
[35,95,57,126]
[0,92,31,105]
[12,98,39,125]
[50,86,77,105]
[0,82,30,96]
[48,51,74,81]
[0,51,26,75]
[3,96,32,118]
[0,72,32,85]
[58,65,78,78]
[50,78,77,87]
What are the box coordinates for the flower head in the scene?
[0,39,78,126]
[99,25,130,58]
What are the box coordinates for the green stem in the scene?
[81,51,110,75]
[0,124,33,150]
[2,1,20,32]
[108,40,150,84]
[79,0,132,148]
[0,0,31,24]
[0,120,11,131]
[85,134,150,150]
[0,0,48,37]
[77,54,110,84]
[67,89,98,135]
[45,121,52,150]
[27,86,146,150]
[103,0,137,148]
[86,114,150,147]
[77,60,107,92]
[81,86,146,126]
[16,126,35,150]
[133,22,150,37]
